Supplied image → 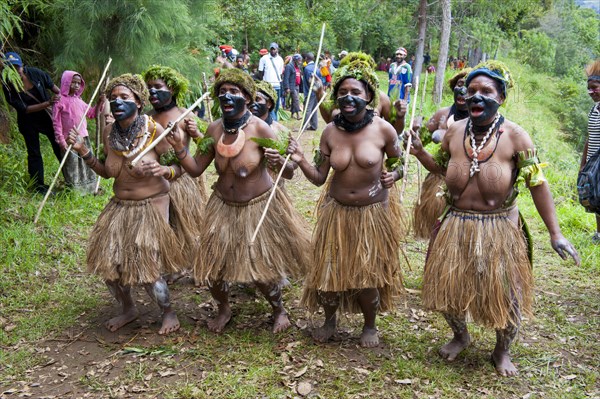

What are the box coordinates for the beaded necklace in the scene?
[465,114,502,177]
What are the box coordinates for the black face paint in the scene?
[110,98,138,121]
[466,94,500,125]
[218,93,246,118]
[453,86,468,110]
[149,88,172,108]
[337,94,368,117]
[250,102,268,118]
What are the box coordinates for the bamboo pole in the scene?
[416,72,428,205]
[34,58,113,224]
[202,73,213,123]
[400,76,420,203]
[249,23,326,246]
[129,93,210,167]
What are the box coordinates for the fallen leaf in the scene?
[395,379,412,384]
[4,324,17,332]
[294,366,308,378]
[562,374,577,380]
[159,370,177,377]
[315,359,324,368]
[354,367,370,375]
[296,381,312,396]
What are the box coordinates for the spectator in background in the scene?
[388,47,412,102]
[2,51,62,195]
[580,59,600,242]
[302,52,322,130]
[235,54,249,74]
[258,42,284,121]
[424,52,431,66]
[283,54,303,120]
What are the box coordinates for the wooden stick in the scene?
[417,73,428,205]
[129,93,209,167]
[202,73,213,123]
[419,70,429,116]
[94,78,110,195]
[299,23,326,125]
[400,76,420,203]
[249,80,329,245]
[34,57,112,224]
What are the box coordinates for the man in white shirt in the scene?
[258,42,284,120]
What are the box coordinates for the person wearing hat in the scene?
[286,59,405,348]
[165,68,310,335]
[257,42,284,120]
[388,47,412,102]
[408,61,579,376]
[282,53,303,120]
[67,73,184,335]
[2,51,63,194]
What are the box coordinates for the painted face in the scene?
[69,75,82,95]
[146,79,173,108]
[218,83,248,118]
[465,75,503,125]
[250,92,270,118]
[588,80,600,103]
[336,78,371,118]
[109,85,140,121]
[453,78,467,110]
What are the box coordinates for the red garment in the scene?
[295,66,301,86]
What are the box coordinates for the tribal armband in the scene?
[432,147,450,170]
[193,136,215,156]
[159,148,180,166]
[516,148,547,187]
[385,156,405,179]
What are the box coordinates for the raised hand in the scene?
[394,100,407,118]
[166,122,184,149]
[286,134,304,163]
[67,128,85,153]
[184,118,202,138]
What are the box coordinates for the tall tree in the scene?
[412,0,428,85]
[433,0,451,105]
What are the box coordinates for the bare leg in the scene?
[357,288,380,347]
[143,277,179,335]
[206,279,232,333]
[104,280,138,332]
[313,291,339,343]
[255,281,291,333]
[439,313,471,361]
[492,323,519,376]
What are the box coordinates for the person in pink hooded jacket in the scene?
[52,70,104,193]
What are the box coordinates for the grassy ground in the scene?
[0,61,598,398]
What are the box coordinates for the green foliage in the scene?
[515,30,556,71]
[250,129,289,155]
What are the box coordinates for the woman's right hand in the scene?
[404,130,423,156]
[286,134,304,163]
[67,128,85,153]
[166,123,184,149]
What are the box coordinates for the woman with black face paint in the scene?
[412,69,472,239]
[287,59,405,348]
[142,65,207,283]
[166,68,311,335]
[409,61,579,377]
[67,74,184,336]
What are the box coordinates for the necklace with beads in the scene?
[464,114,503,177]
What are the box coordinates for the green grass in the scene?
[0,61,599,398]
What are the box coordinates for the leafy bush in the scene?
[515,30,556,71]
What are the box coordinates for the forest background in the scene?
[0,0,599,398]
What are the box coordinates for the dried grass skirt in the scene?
[412,173,445,239]
[87,194,184,286]
[195,188,311,285]
[422,207,533,329]
[169,173,208,262]
[302,195,405,314]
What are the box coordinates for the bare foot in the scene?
[491,350,518,377]
[360,327,379,348]
[312,321,336,343]
[439,333,471,361]
[158,310,180,335]
[207,307,232,333]
[105,308,138,332]
[272,310,291,333]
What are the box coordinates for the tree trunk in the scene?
[433,0,451,105]
[457,36,464,59]
[412,0,428,85]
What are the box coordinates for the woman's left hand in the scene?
[141,160,168,178]
[184,118,202,138]
[380,171,395,188]
[264,148,285,170]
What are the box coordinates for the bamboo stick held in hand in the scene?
[129,93,210,167]
[202,73,213,123]
[250,23,327,247]
[400,75,420,203]
[34,57,113,224]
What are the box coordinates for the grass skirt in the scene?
[412,173,445,239]
[422,207,533,329]
[195,188,311,285]
[62,136,96,194]
[169,173,208,262]
[87,194,184,286]
[302,195,404,314]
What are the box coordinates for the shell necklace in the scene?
[466,114,501,177]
